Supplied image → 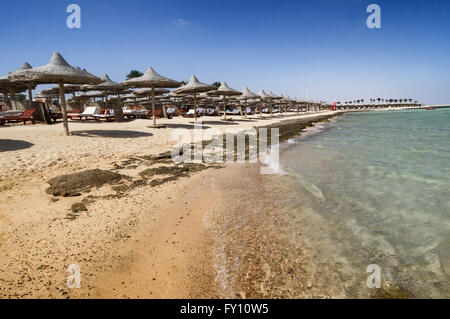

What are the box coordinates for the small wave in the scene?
[259,145,286,175]
[285,168,325,200]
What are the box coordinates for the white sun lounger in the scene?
[68,106,99,120]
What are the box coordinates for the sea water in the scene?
[280,108,450,297]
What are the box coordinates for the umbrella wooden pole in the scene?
[223,95,227,121]
[245,99,248,118]
[58,80,70,136]
[9,88,16,110]
[27,85,33,110]
[151,87,157,126]
[3,90,11,109]
[259,99,263,118]
[194,93,197,121]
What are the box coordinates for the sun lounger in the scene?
[147,109,163,118]
[93,109,115,121]
[67,106,98,120]
[0,109,36,125]
[182,109,198,118]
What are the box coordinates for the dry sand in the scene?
[0,111,338,299]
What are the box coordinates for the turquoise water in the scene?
[281,109,450,298]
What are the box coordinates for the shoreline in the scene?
[0,111,344,298]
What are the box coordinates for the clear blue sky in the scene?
[1,0,449,104]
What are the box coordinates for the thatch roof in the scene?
[84,74,123,91]
[133,88,170,96]
[238,86,259,100]
[207,82,241,97]
[0,63,36,90]
[284,95,295,102]
[258,89,272,100]
[0,62,32,82]
[8,52,102,85]
[173,75,215,94]
[78,90,107,98]
[121,67,180,88]
[269,91,282,100]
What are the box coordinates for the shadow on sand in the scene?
[199,120,239,126]
[0,139,34,152]
[232,119,258,123]
[163,123,212,130]
[71,130,153,138]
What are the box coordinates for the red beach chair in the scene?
[0,109,36,125]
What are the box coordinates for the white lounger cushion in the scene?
[68,106,99,116]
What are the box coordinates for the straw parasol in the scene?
[237,86,259,118]
[207,82,241,120]
[78,90,107,98]
[173,75,215,121]
[257,89,273,117]
[122,67,180,126]
[133,88,170,96]
[266,91,281,115]
[0,63,37,111]
[84,74,128,121]
[9,52,101,135]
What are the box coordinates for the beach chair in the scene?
[166,107,178,118]
[67,106,98,120]
[0,109,36,125]
[93,109,115,121]
[182,109,196,118]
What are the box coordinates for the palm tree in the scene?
[126,70,144,80]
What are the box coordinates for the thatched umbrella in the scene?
[237,86,259,118]
[173,75,215,121]
[268,91,282,115]
[133,88,170,96]
[0,82,27,110]
[207,82,241,121]
[257,89,273,117]
[0,63,37,111]
[84,74,127,121]
[122,67,180,127]
[9,52,101,135]
[78,90,107,98]
[133,88,171,116]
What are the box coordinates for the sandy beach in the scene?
[0,111,342,299]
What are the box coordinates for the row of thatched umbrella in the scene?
[2,52,323,135]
